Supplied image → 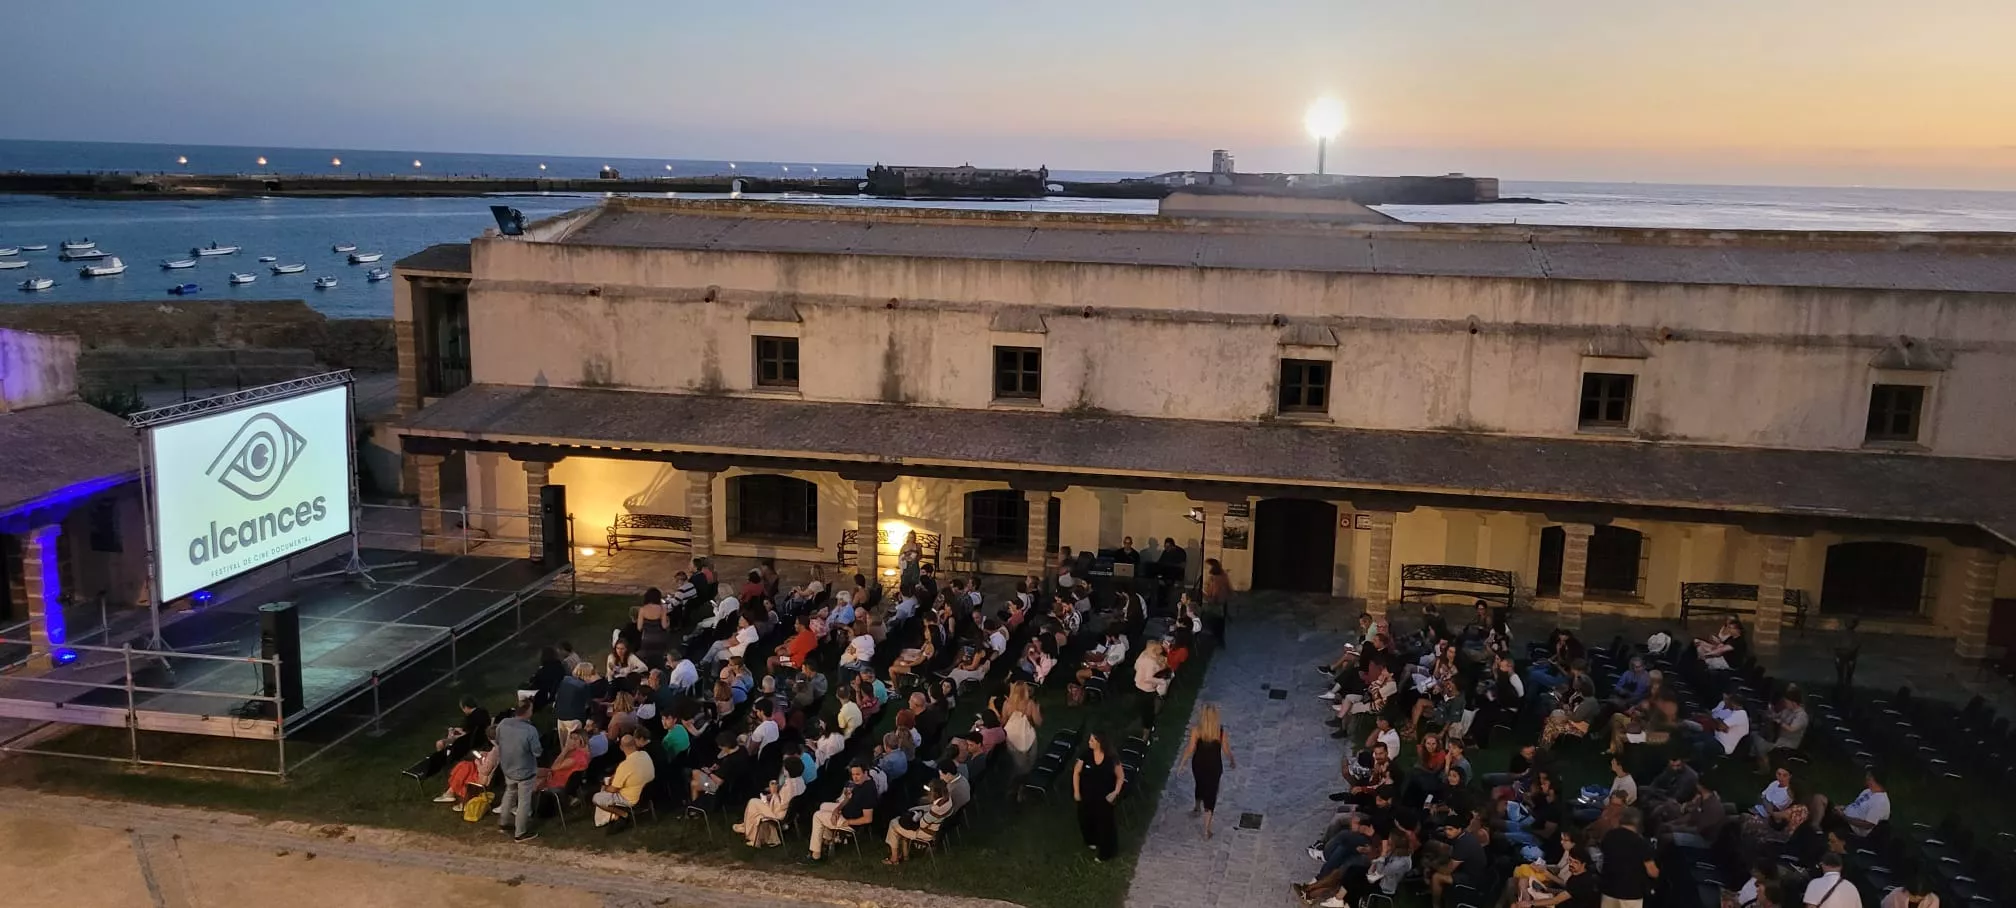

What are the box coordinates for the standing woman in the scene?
[899,531,924,593]
[1134,639,1172,735]
[1072,731,1125,862]
[1178,703,1235,838]
[1202,558,1230,644]
[635,588,672,668]
[1001,681,1045,779]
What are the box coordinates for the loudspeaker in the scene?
[539,484,570,570]
[258,601,304,715]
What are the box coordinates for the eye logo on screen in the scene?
[205,412,308,501]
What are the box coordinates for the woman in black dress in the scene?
[1179,703,1236,838]
[1073,731,1125,861]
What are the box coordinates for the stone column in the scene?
[1752,536,1794,656]
[1023,490,1054,576]
[1363,511,1397,618]
[1196,501,1229,580]
[393,318,421,417]
[1556,523,1596,630]
[22,524,64,672]
[1954,547,2003,660]
[523,460,552,562]
[686,471,717,561]
[853,480,881,577]
[413,453,448,554]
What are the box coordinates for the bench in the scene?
[1398,564,1519,609]
[606,513,693,553]
[1678,582,1810,629]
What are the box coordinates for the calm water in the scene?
[7,140,2016,318]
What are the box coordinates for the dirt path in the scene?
[0,790,1022,908]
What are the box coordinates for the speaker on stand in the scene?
[539,484,571,571]
[258,601,304,717]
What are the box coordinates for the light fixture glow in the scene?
[881,569,897,577]
[256,156,268,167]
[412,159,422,168]
[665,164,672,171]
[538,163,547,171]
[331,157,342,167]
[578,547,597,556]
[1303,97,1347,141]
[176,155,188,166]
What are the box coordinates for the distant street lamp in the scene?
[538,163,547,171]
[413,159,423,169]
[331,157,342,168]
[256,156,268,168]
[176,155,188,167]
[1303,97,1347,175]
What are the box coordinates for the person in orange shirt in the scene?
[769,614,819,674]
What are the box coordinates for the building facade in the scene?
[392,199,2016,658]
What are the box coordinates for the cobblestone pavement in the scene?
[1126,592,1360,908]
[0,790,1024,908]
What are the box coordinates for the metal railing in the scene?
[0,636,285,777]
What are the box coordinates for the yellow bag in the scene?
[462,790,494,822]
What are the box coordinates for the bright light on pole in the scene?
[1303,97,1347,175]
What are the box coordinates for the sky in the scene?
[5,0,2016,188]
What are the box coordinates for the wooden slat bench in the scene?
[605,513,693,553]
[1678,581,1810,629]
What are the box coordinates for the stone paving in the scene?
[1126,592,1360,908]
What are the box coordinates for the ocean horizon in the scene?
[6,139,2016,317]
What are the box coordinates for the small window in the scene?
[1579,373,1635,428]
[753,336,799,388]
[1865,384,1924,443]
[726,474,818,541]
[964,490,1028,555]
[993,346,1042,400]
[1278,359,1332,414]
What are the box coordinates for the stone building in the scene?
[0,327,148,669]
[390,198,2016,658]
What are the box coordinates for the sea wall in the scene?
[0,326,80,411]
[0,301,394,387]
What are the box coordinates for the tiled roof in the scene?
[557,203,2016,293]
[394,243,471,276]
[401,384,2016,545]
[0,401,142,517]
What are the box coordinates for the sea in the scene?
[6,139,2016,318]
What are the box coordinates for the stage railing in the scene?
[0,636,286,777]
[356,502,571,558]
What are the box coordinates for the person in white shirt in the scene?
[812,722,846,766]
[1803,853,1861,908]
[1755,766,1795,818]
[1133,640,1171,733]
[1710,691,1751,756]
[749,714,780,752]
[985,621,1009,657]
[605,640,648,685]
[728,618,761,659]
[1836,769,1891,835]
[733,759,806,847]
[668,657,700,693]
[700,595,740,630]
[894,592,920,622]
[840,629,876,684]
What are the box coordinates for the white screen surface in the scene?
[150,383,354,602]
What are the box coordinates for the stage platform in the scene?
[0,549,569,740]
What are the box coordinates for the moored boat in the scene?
[20,244,49,252]
[162,259,197,270]
[19,277,54,291]
[347,251,383,264]
[313,276,339,289]
[0,247,19,256]
[271,263,306,274]
[229,272,257,284]
[0,260,26,270]
[60,239,95,251]
[366,267,391,281]
[257,255,278,263]
[192,243,241,256]
[80,257,126,277]
[168,283,201,295]
[59,247,110,261]
[333,243,357,253]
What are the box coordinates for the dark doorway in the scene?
[1821,541,1930,615]
[1536,527,1565,597]
[1252,498,1337,593]
[0,533,18,623]
[1535,525,1644,599]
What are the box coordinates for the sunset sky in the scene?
[6,0,2015,187]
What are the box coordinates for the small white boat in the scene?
[19,277,54,291]
[332,243,357,253]
[347,251,382,264]
[366,267,391,281]
[80,257,126,277]
[271,263,306,274]
[59,247,109,261]
[313,276,339,289]
[20,244,49,252]
[0,260,26,270]
[229,272,257,284]
[162,259,197,270]
[60,239,95,251]
[0,247,19,256]
[192,244,240,256]
[257,255,278,263]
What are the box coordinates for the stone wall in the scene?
[0,301,395,377]
[0,327,80,411]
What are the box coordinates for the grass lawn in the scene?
[0,593,1210,908]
